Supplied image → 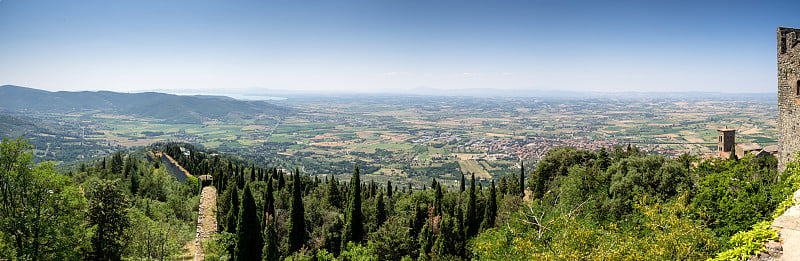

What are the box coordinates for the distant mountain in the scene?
[146,86,777,101]
[0,85,292,123]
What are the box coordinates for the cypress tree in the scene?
[342,164,364,248]
[235,184,263,261]
[387,180,393,198]
[287,169,306,253]
[460,172,466,192]
[262,214,279,261]
[111,152,123,174]
[327,176,342,209]
[226,187,240,234]
[519,161,525,198]
[129,171,139,195]
[480,181,498,231]
[277,173,286,190]
[264,176,275,218]
[466,173,478,237]
[418,219,434,258]
[432,214,456,258]
[434,180,443,215]
[369,179,376,198]
[410,202,425,237]
[498,176,507,195]
[376,191,386,225]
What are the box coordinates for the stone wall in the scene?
[160,153,192,182]
[778,27,800,171]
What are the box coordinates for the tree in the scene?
[129,170,140,195]
[376,191,386,225]
[460,173,466,192]
[466,173,478,237]
[327,176,342,209]
[262,214,279,261]
[677,152,695,173]
[263,175,275,218]
[529,147,596,199]
[277,173,286,190]
[234,184,263,261]
[225,185,240,234]
[287,169,306,253]
[387,180,393,198]
[110,151,123,175]
[369,217,414,261]
[519,161,525,197]
[87,179,131,261]
[0,137,88,260]
[480,181,497,231]
[342,164,364,248]
[729,147,738,161]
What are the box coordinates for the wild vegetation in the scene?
[0,137,198,260]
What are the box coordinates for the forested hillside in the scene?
[162,142,798,260]
[1,137,796,260]
[0,85,292,124]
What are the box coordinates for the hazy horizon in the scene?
[2,0,798,94]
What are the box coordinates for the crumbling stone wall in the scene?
[778,27,800,171]
[160,153,191,182]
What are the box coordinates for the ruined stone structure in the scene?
[778,27,800,171]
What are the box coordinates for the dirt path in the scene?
[194,186,218,261]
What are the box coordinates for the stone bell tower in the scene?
[777,27,800,171]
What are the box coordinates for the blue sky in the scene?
[1,0,798,94]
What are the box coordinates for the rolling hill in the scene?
[0,85,292,124]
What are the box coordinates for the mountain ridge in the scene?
[0,85,292,124]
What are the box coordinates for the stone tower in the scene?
[717,128,735,152]
[778,27,800,171]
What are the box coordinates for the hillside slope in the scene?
[0,85,292,123]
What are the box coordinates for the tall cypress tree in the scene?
[480,181,498,231]
[434,179,443,215]
[277,173,286,190]
[225,186,240,234]
[342,164,364,249]
[376,191,386,225]
[327,176,342,209]
[460,173,466,192]
[262,214,279,261]
[369,180,376,198]
[263,176,275,218]
[519,161,525,197]
[287,169,305,253]
[466,173,478,237]
[386,180,393,198]
[235,184,263,261]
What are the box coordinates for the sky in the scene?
[1,0,799,94]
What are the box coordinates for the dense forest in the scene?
[1,137,798,260]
